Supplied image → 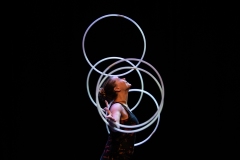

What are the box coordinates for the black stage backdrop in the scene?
[10,1,239,160]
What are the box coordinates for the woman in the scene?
[99,76,139,160]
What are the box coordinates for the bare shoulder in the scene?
[110,103,123,112]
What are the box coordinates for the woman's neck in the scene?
[114,93,128,106]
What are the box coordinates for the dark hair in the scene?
[99,76,117,102]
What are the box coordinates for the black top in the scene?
[100,102,139,160]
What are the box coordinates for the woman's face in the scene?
[112,76,131,91]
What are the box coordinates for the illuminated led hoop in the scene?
[128,89,160,147]
[95,58,165,133]
[96,60,164,127]
[97,66,163,130]
[82,14,146,76]
[86,57,144,111]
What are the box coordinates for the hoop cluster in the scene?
[82,14,165,146]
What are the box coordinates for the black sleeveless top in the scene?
[100,102,139,160]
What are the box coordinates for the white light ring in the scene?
[82,14,146,76]
[96,58,164,129]
[130,89,160,146]
[95,63,164,131]
[96,66,163,130]
[96,60,164,129]
[86,56,144,111]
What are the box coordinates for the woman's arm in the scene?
[104,101,122,132]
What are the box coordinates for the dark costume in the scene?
[100,102,139,160]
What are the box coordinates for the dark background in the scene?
[10,1,239,160]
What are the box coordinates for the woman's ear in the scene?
[114,86,120,92]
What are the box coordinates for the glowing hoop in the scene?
[86,57,144,111]
[82,14,146,76]
[95,58,164,131]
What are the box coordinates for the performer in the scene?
[99,76,139,160]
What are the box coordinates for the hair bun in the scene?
[99,88,106,97]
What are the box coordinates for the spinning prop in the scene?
[82,14,165,146]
